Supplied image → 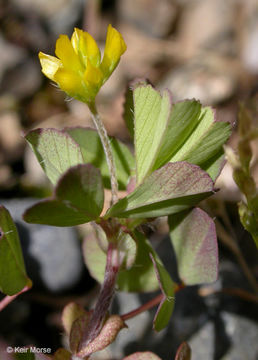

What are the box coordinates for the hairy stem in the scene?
[89,101,118,204]
[78,243,119,352]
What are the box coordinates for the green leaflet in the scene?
[0,206,31,295]
[169,207,218,285]
[131,83,231,183]
[169,107,231,180]
[25,128,84,185]
[150,254,175,332]
[133,85,172,184]
[106,162,214,219]
[23,164,104,227]
[123,79,150,139]
[152,100,202,171]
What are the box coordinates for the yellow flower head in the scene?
[39,25,126,104]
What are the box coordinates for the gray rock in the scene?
[0,199,84,292]
[189,321,214,360]
[189,312,258,360]
[110,292,151,359]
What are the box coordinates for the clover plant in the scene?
[0,25,232,360]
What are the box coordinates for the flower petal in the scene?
[39,25,126,105]
[101,24,127,79]
[54,68,86,99]
[55,34,83,72]
[71,28,81,54]
[38,52,61,81]
[79,31,101,67]
[84,60,103,97]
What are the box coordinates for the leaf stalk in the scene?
[88,101,118,205]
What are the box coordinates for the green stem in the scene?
[89,101,118,205]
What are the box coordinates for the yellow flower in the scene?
[39,25,126,104]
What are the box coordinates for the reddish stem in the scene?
[78,243,119,352]
[0,285,31,312]
[121,283,185,321]
[121,293,164,321]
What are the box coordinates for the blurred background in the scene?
[0,0,257,359]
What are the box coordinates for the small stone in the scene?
[189,312,258,360]
[109,292,151,359]
[188,321,214,360]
